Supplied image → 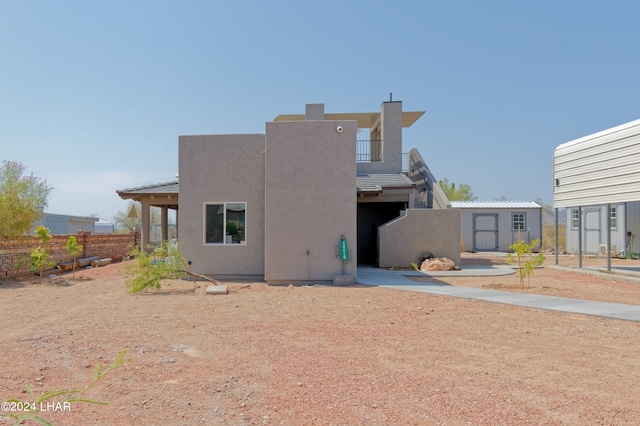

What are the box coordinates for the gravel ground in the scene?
[1,254,639,425]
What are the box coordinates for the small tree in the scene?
[506,239,546,288]
[438,177,477,201]
[66,235,84,277]
[30,226,56,280]
[0,160,53,237]
[125,241,186,294]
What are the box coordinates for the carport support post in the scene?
[141,199,151,249]
[554,207,559,265]
[607,203,612,272]
[161,206,168,242]
[578,206,583,268]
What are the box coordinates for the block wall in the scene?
[0,232,139,280]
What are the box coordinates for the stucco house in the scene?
[117,101,460,283]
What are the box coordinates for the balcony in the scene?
[356,140,383,163]
[357,140,409,172]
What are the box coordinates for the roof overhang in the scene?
[356,174,414,196]
[116,181,179,204]
[274,111,425,128]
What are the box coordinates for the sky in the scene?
[2,1,640,222]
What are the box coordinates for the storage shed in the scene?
[32,213,98,235]
[451,201,542,252]
[554,118,640,265]
[564,202,640,256]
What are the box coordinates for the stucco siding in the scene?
[178,134,266,278]
[356,102,403,174]
[264,120,357,282]
[378,209,461,268]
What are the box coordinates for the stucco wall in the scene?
[378,208,461,268]
[178,134,266,278]
[0,232,137,279]
[357,101,403,175]
[264,120,357,283]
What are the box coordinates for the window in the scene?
[610,207,617,229]
[204,202,246,244]
[571,209,579,229]
[512,213,526,231]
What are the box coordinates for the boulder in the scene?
[420,251,435,262]
[420,257,455,272]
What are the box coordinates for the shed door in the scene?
[473,214,498,251]
[583,208,601,254]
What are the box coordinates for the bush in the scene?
[506,239,545,288]
[30,226,56,279]
[66,235,83,277]
[125,241,186,294]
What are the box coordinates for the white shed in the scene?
[564,202,640,256]
[451,201,542,252]
[553,118,640,262]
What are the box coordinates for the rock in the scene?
[420,252,435,262]
[420,257,455,271]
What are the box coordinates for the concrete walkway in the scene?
[356,266,640,322]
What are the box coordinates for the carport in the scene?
[553,118,640,271]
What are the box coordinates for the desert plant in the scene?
[2,349,129,425]
[506,239,546,288]
[30,226,56,280]
[65,235,83,278]
[125,240,186,294]
[410,262,419,271]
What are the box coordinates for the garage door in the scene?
[473,214,498,251]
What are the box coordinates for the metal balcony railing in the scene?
[356,140,383,163]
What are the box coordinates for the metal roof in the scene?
[554,117,640,153]
[450,201,541,209]
[116,181,179,198]
[41,213,99,222]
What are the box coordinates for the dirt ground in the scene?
[1,254,639,425]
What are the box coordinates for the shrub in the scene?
[30,226,56,280]
[65,235,83,278]
[506,239,546,288]
[125,241,186,294]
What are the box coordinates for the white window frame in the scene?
[610,206,617,230]
[571,209,579,229]
[512,212,526,232]
[203,202,247,245]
